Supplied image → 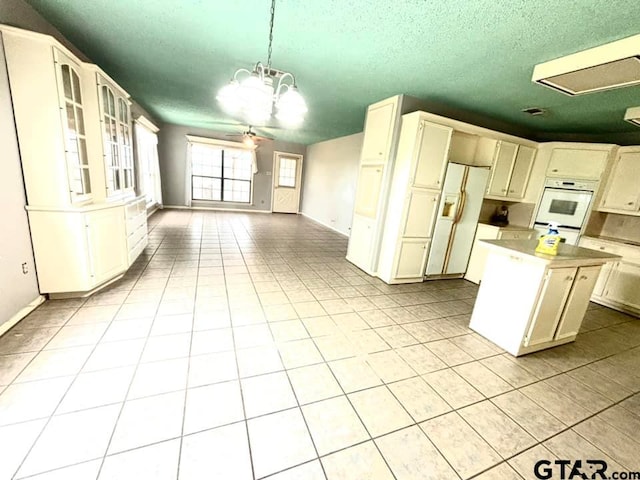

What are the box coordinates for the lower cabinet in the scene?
[27,196,147,297]
[395,239,430,279]
[604,261,640,311]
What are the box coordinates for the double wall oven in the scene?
[534,178,597,245]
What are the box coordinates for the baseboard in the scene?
[163,205,272,214]
[300,212,349,237]
[147,204,162,217]
[0,294,46,337]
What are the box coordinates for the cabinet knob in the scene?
[599,247,605,250]
[501,188,507,192]
[565,276,574,281]
[436,180,440,184]
[552,169,558,172]
[378,152,383,156]
[509,189,515,193]
[579,275,588,280]
[627,202,634,205]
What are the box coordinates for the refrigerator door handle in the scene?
[453,189,467,224]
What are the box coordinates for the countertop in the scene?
[479,223,536,231]
[581,235,640,248]
[479,239,621,266]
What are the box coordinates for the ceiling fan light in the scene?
[216,80,241,113]
[243,135,255,147]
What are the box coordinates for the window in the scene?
[278,157,297,187]
[60,63,90,199]
[134,117,161,207]
[119,99,134,190]
[101,85,120,194]
[189,141,253,204]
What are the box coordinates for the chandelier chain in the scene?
[266,0,276,70]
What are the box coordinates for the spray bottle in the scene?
[535,222,561,255]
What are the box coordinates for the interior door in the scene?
[525,267,576,347]
[272,152,303,214]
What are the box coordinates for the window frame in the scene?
[186,136,256,206]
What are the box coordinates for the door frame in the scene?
[271,151,304,213]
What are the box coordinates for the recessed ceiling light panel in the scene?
[624,106,640,127]
[532,34,640,95]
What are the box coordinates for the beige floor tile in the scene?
[233,324,274,349]
[83,339,145,372]
[179,422,253,480]
[301,316,339,337]
[190,328,234,355]
[459,400,536,458]
[375,425,458,480]
[425,339,474,367]
[293,301,327,318]
[241,371,297,418]
[101,318,153,342]
[521,382,590,425]
[57,366,135,413]
[388,377,450,422]
[332,312,369,332]
[402,321,444,343]
[27,460,102,480]
[573,417,640,469]
[349,386,413,437]
[263,304,299,322]
[140,333,191,363]
[366,350,416,383]
[396,344,446,375]
[329,356,383,393]
[108,391,184,454]
[270,319,310,342]
[375,326,417,348]
[0,376,73,426]
[266,460,325,480]
[149,314,193,336]
[0,352,38,385]
[480,355,538,388]
[128,357,188,399]
[492,390,565,441]
[288,363,342,405]
[302,396,369,456]
[18,404,120,477]
[450,334,501,359]
[423,369,483,409]
[358,309,395,328]
[567,366,633,402]
[543,374,612,413]
[0,419,47,480]
[183,380,244,434]
[543,429,625,473]
[473,463,522,480]
[420,412,501,479]
[15,346,93,383]
[322,441,394,480]
[453,361,512,398]
[278,338,324,369]
[236,345,284,378]
[509,353,560,379]
[508,444,555,479]
[44,323,109,350]
[100,438,180,480]
[597,404,640,439]
[314,334,357,361]
[188,351,238,387]
[248,408,317,478]
[68,305,120,325]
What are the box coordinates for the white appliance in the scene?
[426,163,490,276]
[534,178,597,245]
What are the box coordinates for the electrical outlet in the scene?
[22,262,28,274]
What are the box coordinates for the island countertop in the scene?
[479,239,621,267]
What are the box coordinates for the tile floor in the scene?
[1,209,639,480]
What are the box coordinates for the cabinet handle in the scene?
[565,276,574,281]
[509,189,515,193]
[378,152,383,156]
[501,188,507,192]
[579,275,588,280]
[599,247,605,250]
[552,169,558,172]
[628,202,634,205]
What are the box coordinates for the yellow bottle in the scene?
[535,222,561,255]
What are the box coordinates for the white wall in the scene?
[300,132,363,235]
[0,36,40,330]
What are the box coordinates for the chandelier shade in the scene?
[216,0,306,127]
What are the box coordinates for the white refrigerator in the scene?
[425,163,490,276]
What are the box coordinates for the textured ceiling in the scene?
[23,0,640,145]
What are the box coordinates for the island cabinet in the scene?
[469,240,619,356]
[0,25,147,297]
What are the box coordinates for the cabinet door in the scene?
[604,261,640,310]
[85,208,127,285]
[547,148,609,180]
[395,239,430,279]
[360,99,397,163]
[525,267,576,347]
[593,260,615,297]
[347,215,375,270]
[486,141,517,196]
[555,265,601,340]
[507,146,535,199]
[402,189,439,238]
[353,165,384,218]
[412,122,453,189]
[600,151,640,212]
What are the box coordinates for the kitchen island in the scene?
[469,239,620,356]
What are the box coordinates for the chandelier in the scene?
[216,0,307,127]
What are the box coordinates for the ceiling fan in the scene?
[226,126,274,146]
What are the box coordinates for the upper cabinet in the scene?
[1,29,93,206]
[599,147,640,215]
[412,120,453,189]
[485,142,535,200]
[360,99,397,164]
[546,147,610,180]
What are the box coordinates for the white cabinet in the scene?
[555,266,601,340]
[376,113,452,284]
[465,224,536,284]
[578,237,640,317]
[360,100,397,163]
[546,147,609,180]
[599,148,640,214]
[485,142,535,200]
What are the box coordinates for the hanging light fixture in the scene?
[217,0,307,127]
